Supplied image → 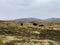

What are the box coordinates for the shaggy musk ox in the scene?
[21,23,23,26]
[33,23,38,26]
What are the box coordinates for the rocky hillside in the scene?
[14,18,60,22]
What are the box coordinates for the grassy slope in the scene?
[0,21,60,45]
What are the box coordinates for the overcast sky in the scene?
[0,0,60,20]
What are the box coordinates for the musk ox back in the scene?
[39,24,44,27]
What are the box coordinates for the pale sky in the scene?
[0,0,60,20]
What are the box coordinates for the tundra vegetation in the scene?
[0,21,60,45]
